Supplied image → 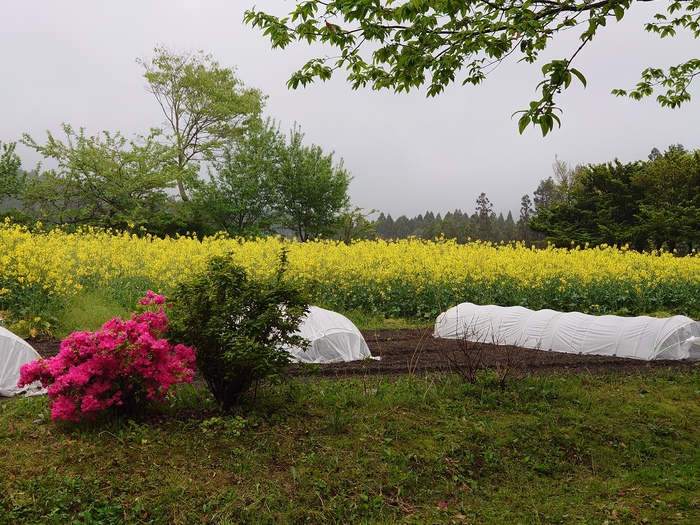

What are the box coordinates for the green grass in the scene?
[53,291,132,338]
[2,369,699,524]
[50,294,431,338]
[341,309,433,330]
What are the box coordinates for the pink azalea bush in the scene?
[18,291,196,422]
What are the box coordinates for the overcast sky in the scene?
[1,1,697,219]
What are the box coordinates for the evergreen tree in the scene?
[475,192,494,241]
[518,194,535,243]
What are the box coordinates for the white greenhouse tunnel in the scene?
[434,302,700,361]
[285,306,376,364]
[0,326,44,397]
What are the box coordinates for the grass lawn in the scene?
[1,370,699,524]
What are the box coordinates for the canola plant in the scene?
[2,220,699,335]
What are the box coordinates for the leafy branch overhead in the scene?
[245,0,700,135]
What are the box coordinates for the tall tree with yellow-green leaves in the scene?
[138,46,264,201]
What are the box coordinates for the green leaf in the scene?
[517,114,531,135]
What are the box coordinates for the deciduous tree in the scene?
[336,206,377,244]
[138,46,264,201]
[0,141,24,201]
[192,118,286,236]
[275,125,351,241]
[21,124,176,230]
[245,0,700,135]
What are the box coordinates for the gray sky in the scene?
[1,1,697,219]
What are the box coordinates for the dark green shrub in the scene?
[0,209,34,227]
[168,251,308,410]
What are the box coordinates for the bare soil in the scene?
[27,328,700,379]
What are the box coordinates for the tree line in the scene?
[2,46,697,250]
[374,194,540,245]
[373,146,700,255]
[0,47,352,241]
[531,145,700,254]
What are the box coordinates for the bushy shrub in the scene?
[168,251,308,410]
[18,291,196,421]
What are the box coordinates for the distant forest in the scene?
[375,196,540,245]
[375,145,700,255]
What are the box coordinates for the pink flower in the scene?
[18,359,49,388]
[139,290,166,306]
[18,292,196,422]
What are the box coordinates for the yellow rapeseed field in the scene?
[2,220,699,334]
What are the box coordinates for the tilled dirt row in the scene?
[26,328,700,381]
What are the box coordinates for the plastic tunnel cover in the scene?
[0,326,44,396]
[284,306,375,364]
[434,302,700,361]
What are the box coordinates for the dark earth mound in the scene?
[27,328,700,379]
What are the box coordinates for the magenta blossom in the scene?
[19,292,195,422]
[138,290,166,306]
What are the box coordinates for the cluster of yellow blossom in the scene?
[1,222,83,328]
[2,220,699,332]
